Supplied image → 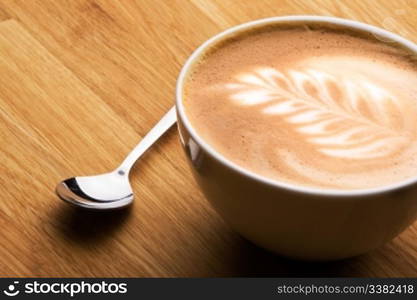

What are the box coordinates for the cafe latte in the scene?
[183,23,417,190]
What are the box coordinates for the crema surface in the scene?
[183,24,417,190]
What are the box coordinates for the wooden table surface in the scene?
[0,0,416,277]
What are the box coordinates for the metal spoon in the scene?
[56,106,176,210]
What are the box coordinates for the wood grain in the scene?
[0,0,416,277]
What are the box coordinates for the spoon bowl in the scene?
[56,172,134,210]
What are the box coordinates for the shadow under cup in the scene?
[175,16,417,261]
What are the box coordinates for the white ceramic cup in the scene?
[175,16,417,261]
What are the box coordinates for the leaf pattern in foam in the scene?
[227,67,409,159]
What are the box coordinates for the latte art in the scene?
[226,67,410,160]
[184,23,417,190]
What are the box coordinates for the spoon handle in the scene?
[117,106,177,175]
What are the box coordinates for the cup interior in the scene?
[176,15,417,197]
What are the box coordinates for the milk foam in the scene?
[184,25,417,189]
[228,65,410,160]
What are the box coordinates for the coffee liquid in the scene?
[184,23,417,190]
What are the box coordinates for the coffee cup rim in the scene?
[176,15,417,197]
